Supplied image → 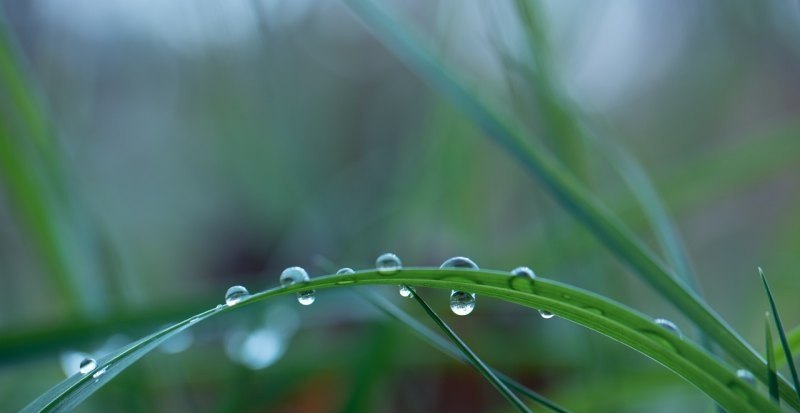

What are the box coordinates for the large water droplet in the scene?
[280,267,315,305]
[654,318,683,338]
[736,369,756,386]
[441,257,478,315]
[225,285,249,306]
[376,253,402,275]
[450,290,476,316]
[399,285,413,298]
[336,267,355,275]
[79,358,97,374]
[511,266,535,279]
[539,310,554,319]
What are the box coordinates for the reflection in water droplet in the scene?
[736,369,756,386]
[335,268,356,285]
[511,266,535,279]
[539,310,554,319]
[399,285,413,298]
[336,267,355,275]
[654,318,683,338]
[280,267,316,305]
[441,257,478,315]
[225,285,250,306]
[376,253,402,275]
[450,290,476,316]
[79,358,97,374]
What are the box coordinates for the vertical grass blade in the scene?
[759,268,800,400]
[408,289,533,413]
[340,1,800,407]
[767,312,779,402]
[358,291,571,413]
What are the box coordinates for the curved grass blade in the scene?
[339,1,800,407]
[775,326,800,370]
[408,288,533,413]
[767,312,779,402]
[760,267,800,400]
[23,268,779,413]
[358,291,572,413]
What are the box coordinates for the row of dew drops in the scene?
[72,253,757,386]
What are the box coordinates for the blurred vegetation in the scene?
[1,0,799,412]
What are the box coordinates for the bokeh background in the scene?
[1,0,799,412]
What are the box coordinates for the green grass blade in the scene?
[340,1,800,407]
[358,291,572,413]
[766,312,779,402]
[760,268,800,400]
[408,289,533,413]
[22,268,780,413]
[775,326,800,370]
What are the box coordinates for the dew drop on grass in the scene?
[78,358,97,374]
[539,310,554,319]
[225,285,249,306]
[336,267,355,275]
[654,318,683,338]
[280,267,316,306]
[736,369,756,386]
[441,257,478,315]
[450,291,476,316]
[511,266,535,279]
[399,285,413,298]
[376,253,402,275]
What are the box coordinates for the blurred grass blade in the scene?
[340,1,800,407]
[775,326,800,369]
[409,288,533,413]
[760,268,800,400]
[358,291,571,413]
[22,269,781,413]
[767,312,779,402]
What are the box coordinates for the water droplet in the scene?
[215,304,224,310]
[92,367,107,380]
[336,267,355,275]
[539,310,554,319]
[399,285,413,298]
[280,266,310,285]
[511,266,535,279]
[441,257,478,315]
[189,317,200,324]
[225,285,249,306]
[79,358,97,374]
[297,290,316,306]
[61,351,91,376]
[450,290,476,316]
[440,256,479,270]
[376,253,402,275]
[736,369,756,386]
[654,318,683,338]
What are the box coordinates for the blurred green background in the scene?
[1,0,799,412]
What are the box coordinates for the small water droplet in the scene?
[736,369,756,386]
[280,266,310,286]
[225,285,250,306]
[189,317,200,324]
[539,310,554,319]
[215,304,224,310]
[92,366,107,380]
[336,267,355,275]
[376,253,402,275]
[654,318,683,338]
[79,358,97,374]
[297,290,316,306]
[511,266,535,279]
[335,268,356,284]
[450,290,476,316]
[440,256,479,270]
[399,285,413,298]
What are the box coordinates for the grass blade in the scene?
[767,312,780,402]
[358,291,571,413]
[760,267,800,400]
[408,288,533,413]
[22,268,780,413]
[339,1,800,407]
